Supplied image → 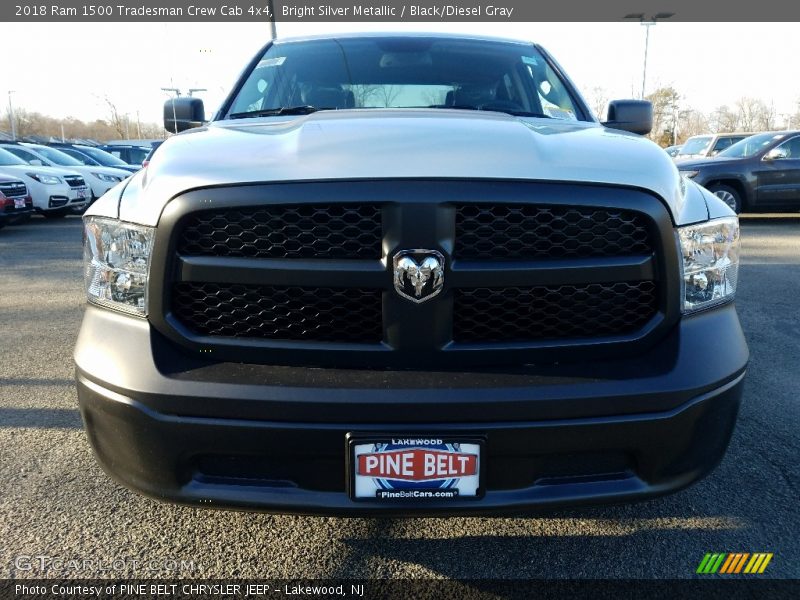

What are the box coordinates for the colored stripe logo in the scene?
[697,553,773,574]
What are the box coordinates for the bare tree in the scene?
[421,88,448,107]
[375,85,401,108]
[789,97,800,130]
[350,85,380,108]
[676,110,710,143]
[754,101,776,131]
[709,105,740,133]
[0,105,164,142]
[104,96,131,139]
[586,86,609,119]
[4,107,38,138]
[735,97,774,132]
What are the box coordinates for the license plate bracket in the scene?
[347,434,485,502]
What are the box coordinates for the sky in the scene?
[1,21,798,129]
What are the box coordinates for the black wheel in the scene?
[707,184,743,214]
[42,210,67,219]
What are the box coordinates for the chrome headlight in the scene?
[91,172,122,182]
[83,217,154,316]
[678,217,740,313]
[27,172,61,184]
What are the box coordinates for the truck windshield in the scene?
[226,36,584,122]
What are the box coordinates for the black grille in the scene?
[454,282,658,343]
[178,204,382,259]
[0,182,27,198]
[455,204,652,260]
[172,283,382,343]
[63,176,86,188]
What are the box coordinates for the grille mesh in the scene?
[178,204,382,259]
[172,283,382,343]
[455,204,652,260]
[454,282,658,343]
[63,176,86,188]
[0,182,27,198]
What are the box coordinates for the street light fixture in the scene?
[625,12,675,100]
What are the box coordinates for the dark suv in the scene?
[99,144,152,166]
[678,131,800,213]
[48,143,140,174]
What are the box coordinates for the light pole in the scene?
[625,13,674,99]
[161,87,181,135]
[7,90,17,140]
[267,0,277,40]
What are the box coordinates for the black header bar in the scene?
[3,1,800,22]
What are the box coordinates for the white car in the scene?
[0,147,90,217]
[0,143,130,201]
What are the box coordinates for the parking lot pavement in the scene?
[0,214,798,580]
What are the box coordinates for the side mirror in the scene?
[30,159,44,166]
[163,97,205,134]
[603,100,653,135]
[763,147,789,161]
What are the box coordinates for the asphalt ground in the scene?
[0,214,798,581]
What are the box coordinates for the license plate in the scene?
[14,198,25,208]
[77,189,86,198]
[349,436,483,501]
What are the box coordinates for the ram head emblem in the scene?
[393,250,445,303]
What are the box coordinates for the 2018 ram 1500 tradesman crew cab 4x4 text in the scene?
[74,34,747,515]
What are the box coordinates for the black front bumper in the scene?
[75,304,748,516]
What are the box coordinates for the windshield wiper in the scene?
[440,105,552,119]
[229,105,321,119]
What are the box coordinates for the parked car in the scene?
[0,147,89,217]
[678,130,800,213]
[76,33,746,515]
[674,133,753,161]
[0,143,130,201]
[141,141,163,168]
[48,143,140,174]
[99,143,152,166]
[664,144,682,157]
[0,176,34,228]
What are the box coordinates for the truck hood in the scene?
[112,109,702,226]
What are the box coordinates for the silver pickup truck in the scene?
[75,33,747,515]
